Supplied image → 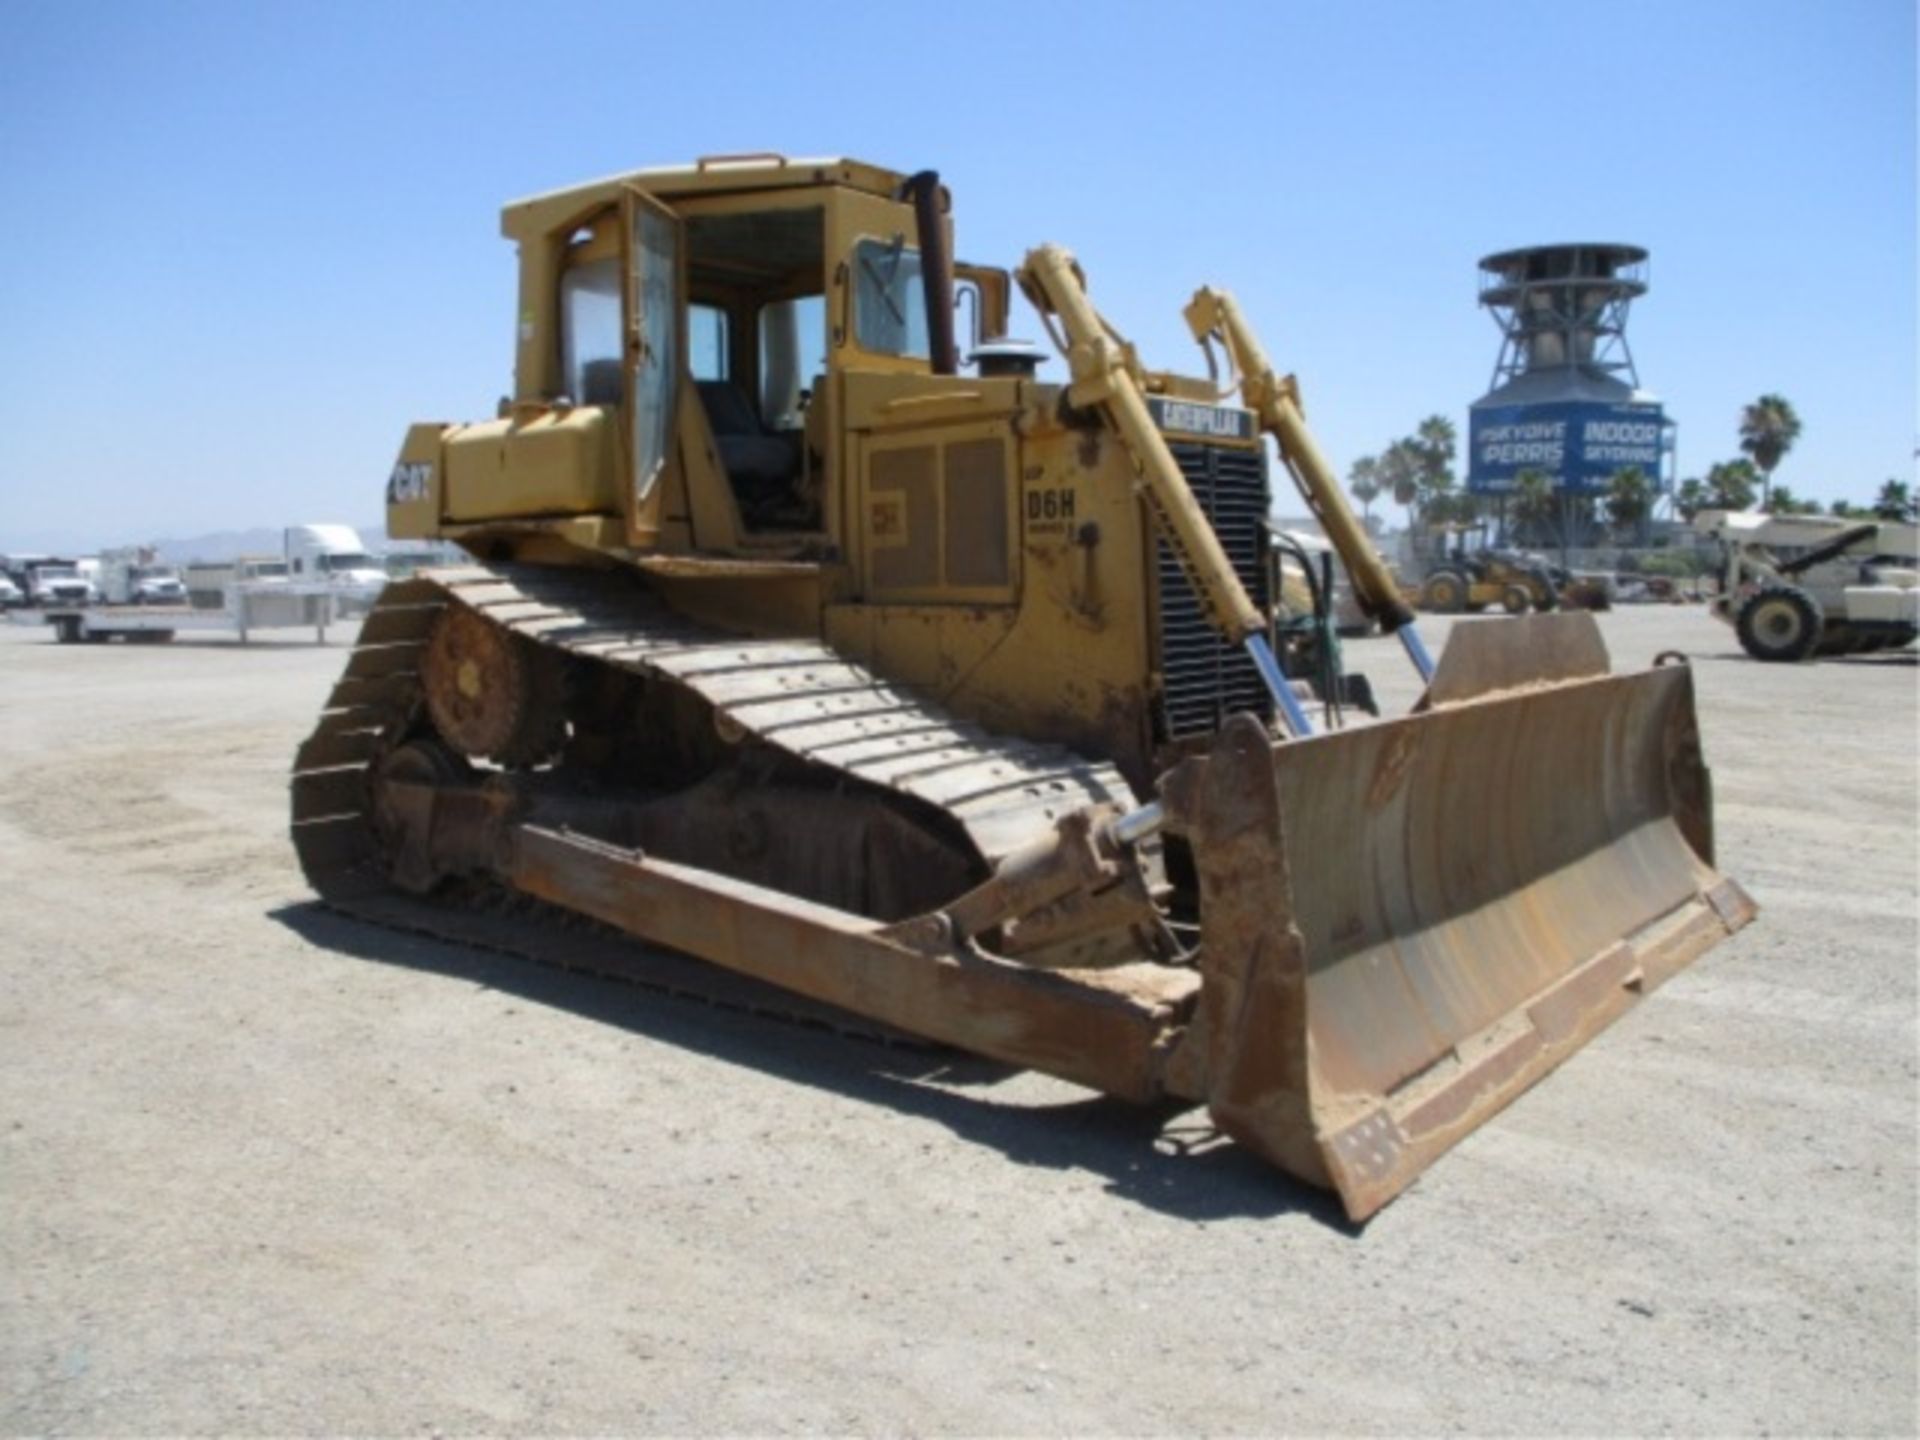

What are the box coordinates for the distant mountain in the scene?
[148,528,282,565]
[1,521,389,564]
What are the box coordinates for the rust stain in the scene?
[1366,725,1418,810]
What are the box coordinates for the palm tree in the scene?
[1739,394,1802,508]
[1415,415,1457,471]
[1513,468,1556,544]
[1414,416,1458,513]
[1380,440,1423,531]
[1705,458,1760,512]
[1674,477,1708,521]
[1606,467,1654,538]
[1768,485,1818,517]
[1347,455,1382,526]
[1875,478,1915,522]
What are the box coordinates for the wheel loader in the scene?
[291,154,1754,1220]
[1419,528,1559,614]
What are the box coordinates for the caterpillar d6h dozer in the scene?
[291,156,1754,1220]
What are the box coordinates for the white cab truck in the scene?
[99,547,188,606]
[1697,509,1919,660]
[25,560,98,607]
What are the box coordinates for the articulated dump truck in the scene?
[291,156,1754,1219]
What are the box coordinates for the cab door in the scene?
[622,187,685,544]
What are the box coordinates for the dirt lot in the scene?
[1,607,1913,1435]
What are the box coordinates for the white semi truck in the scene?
[1697,509,1920,660]
[282,524,386,615]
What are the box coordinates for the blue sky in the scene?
[0,0,1911,550]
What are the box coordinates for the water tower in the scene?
[1466,243,1669,519]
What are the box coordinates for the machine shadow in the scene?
[271,900,1351,1230]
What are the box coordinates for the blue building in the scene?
[1468,244,1671,537]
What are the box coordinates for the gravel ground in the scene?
[1,607,1913,1436]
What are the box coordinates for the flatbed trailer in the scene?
[33,581,354,645]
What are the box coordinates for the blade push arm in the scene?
[1017,246,1313,736]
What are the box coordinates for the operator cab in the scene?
[544,161,1001,544]
[551,196,835,534]
[388,158,1015,559]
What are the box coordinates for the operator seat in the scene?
[579,359,625,407]
[696,381,798,499]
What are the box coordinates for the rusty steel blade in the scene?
[1171,615,1755,1220]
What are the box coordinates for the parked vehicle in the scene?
[1698,509,1919,660]
[283,525,386,615]
[99,547,188,606]
[25,560,96,607]
[43,562,351,645]
[184,556,290,610]
[1417,526,1559,614]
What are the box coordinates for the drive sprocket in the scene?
[422,605,567,765]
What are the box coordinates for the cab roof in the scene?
[502,155,910,241]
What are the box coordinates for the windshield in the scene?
[321,552,376,573]
[39,566,76,579]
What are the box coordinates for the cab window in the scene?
[758,295,824,430]
[690,303,729,382]
[852,237,928,357]
[560,256,622,405]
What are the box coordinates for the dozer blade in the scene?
[1162,613,1755,1221]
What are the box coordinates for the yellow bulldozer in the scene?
[291,155,1753,1220]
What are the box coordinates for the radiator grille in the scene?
[1154,442,1273,741]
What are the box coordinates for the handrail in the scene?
[695,152,790,171]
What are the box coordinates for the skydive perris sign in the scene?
[1468,401,1666,497]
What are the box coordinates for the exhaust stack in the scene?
[901,170,959,377]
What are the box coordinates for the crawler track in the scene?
[288,562,1140,1031]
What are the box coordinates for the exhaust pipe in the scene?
[901,171,959,376]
